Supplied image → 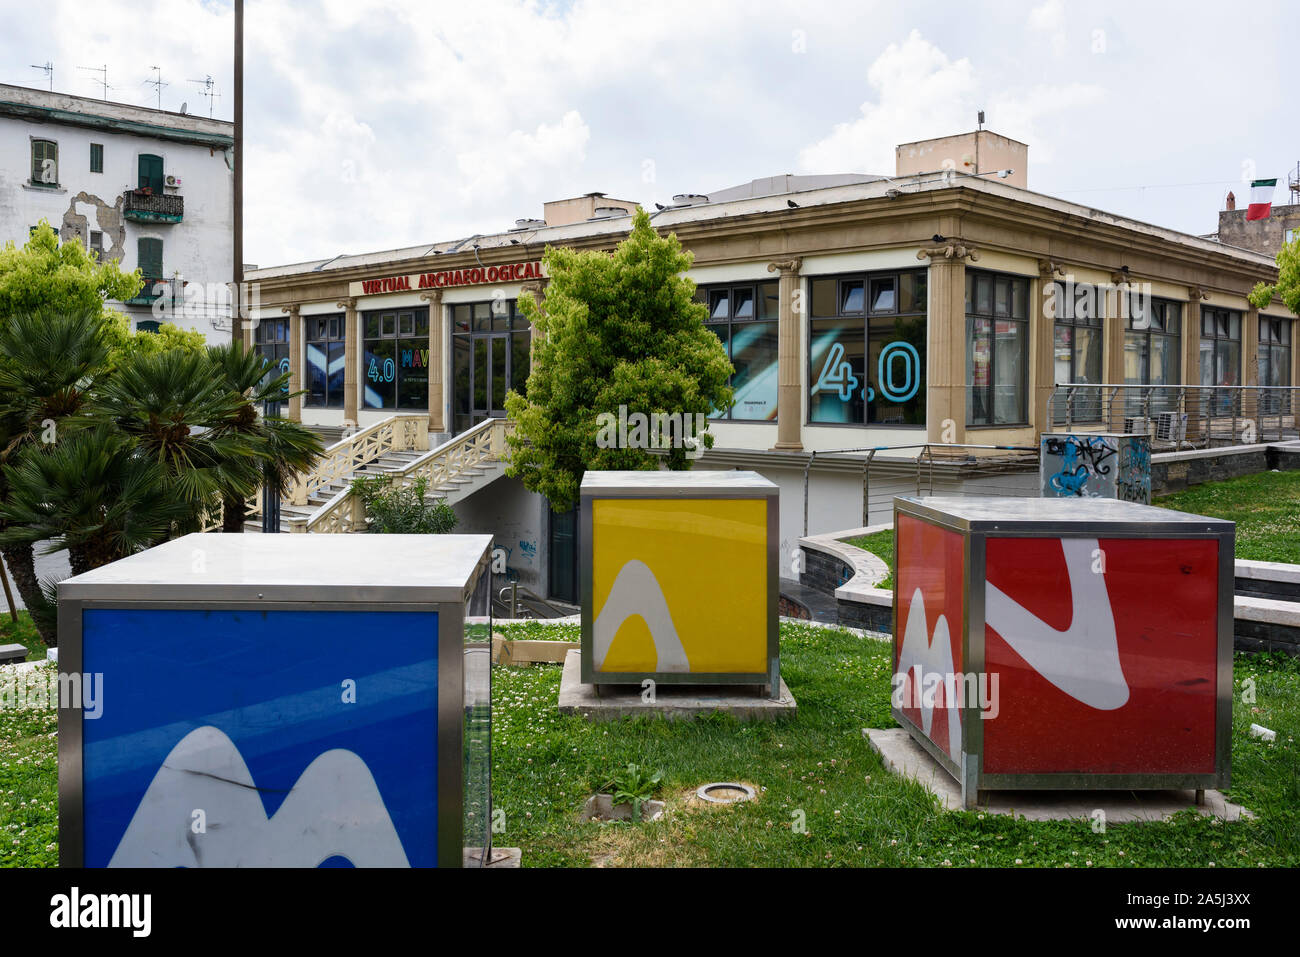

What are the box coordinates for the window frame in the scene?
[450,298,532,434]
[697,279,780,422]
[304,313,347,409]
[90,143,104,174]
[30,138,58,187]
[806,268,928,428]
[966,269,1031,428]
[361,306,431,412]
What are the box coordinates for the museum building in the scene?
[245,131,1292,603]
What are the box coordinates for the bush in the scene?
[349,474,458,534]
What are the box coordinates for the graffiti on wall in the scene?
[1040,433,1150,504]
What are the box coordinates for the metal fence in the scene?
[1048,383,1300,450]
[802,443,1041,534]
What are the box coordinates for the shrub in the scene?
[349,474,458,534]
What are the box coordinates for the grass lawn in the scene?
[843,469,1300,577]
[1155,470,1300,565]
[491,622,1299,867]
[0,611,45,663]
[0,663,59,867]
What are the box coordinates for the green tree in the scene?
[1248,235,1300,315]
[0,222,140,319]
[205,343,325,532]
[503,208,733,511]
[0,308,113,644]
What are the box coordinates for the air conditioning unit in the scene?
[165,174,182,188]
[1122,416,1150,435]
[1155,411,1187,443]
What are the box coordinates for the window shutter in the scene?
[137,237,163,278]
[138,154,164,193]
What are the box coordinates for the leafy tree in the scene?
[205,344,325,532]
[0,308,113,644]
[349,474,458,534]
[1249,235,1300,315]
[0,222,140,319]
[503,207,733,511]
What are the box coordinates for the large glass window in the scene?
[967,270,1029,426]
[808,269,926,425]
[696,281,779,420]
[255,318,291,400]
[305,314,346,408]
[1259,316,1292,413]
[1199,306,1242,417]
[1051,281,1104,422]
[451,298,531,434]
[1124,295,1182,414]
[362,307,430,410]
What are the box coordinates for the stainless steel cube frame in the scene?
[892,496,1233,808]
[57,533,493,868]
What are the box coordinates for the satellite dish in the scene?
[179,101,188,114]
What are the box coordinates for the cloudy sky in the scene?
[3,0,1292,266]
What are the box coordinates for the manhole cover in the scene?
[696,782,756,804]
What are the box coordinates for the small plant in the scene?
[604,763,664,822]
[348,474,458,534]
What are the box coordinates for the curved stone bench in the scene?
[798,524,893,633]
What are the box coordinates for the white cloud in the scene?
[1028,0,1067,57]
[455,110,591,204]
[797,29,1103,179]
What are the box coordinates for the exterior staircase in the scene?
[241,415,511,533]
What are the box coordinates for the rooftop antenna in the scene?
[29,61,53,91]
[143,65,168,110]
[78,64,110,100]
[187,75,218,117]
[1290,160,1299,205]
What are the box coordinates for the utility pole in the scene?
[233,0,244,354]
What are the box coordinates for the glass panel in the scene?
[1152,334,1179,388]
[868,313,925,425]
[549,506,578,603]
[758,281,779,319]
[1202,314,1215,338]
[811,278,837,317]
[363,339,396,409]
[473,338,488,410]
[511,330,531,400]
[1124,332,1148,385]
[1054,324,1073,384]
[994,278,1010,317]
[1074,325,1104,420]
[416,311,430,336]
[492,337,507,414]
[381,314,395,336]
[869,277,895,314]
[968,317,992,425]
[809,317,865,423]
[975,275,992,315]
[709,289,730,320]
[1199,340,1214,388]
[840,280,864,313]
[729,320,778,420]
[454,305,471,334]
[307,341,328,406]
[327,342,346,408]
[1228,314,1240,339]
[399,313,414,336]
[709,323,730,417]
[993,319,1026,424]
[732,287,754,320]
[492,299,509,331]
[453,335,471,417]
[462,562,492,865]
[473,303,492,331]
[397,336,429,409]
[364,314,380,338]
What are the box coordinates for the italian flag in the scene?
[1247,178,1277,221]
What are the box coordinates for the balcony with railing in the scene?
[123,189,183,224]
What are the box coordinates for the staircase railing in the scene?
[289,417,512,534]
[285,414,430,506]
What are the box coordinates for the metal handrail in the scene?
[497,582,567,619]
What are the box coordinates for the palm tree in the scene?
[0,426,192,578]
[87,348,259,532]
[205,343,324,532]
[0,307,111,644]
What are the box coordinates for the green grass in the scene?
[844,529,894,589]
[491,623,1299,867]
[1155,470,1300,564]
[0,611,45,663]
[0,663,59,867]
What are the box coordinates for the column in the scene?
[1242,303,1260,431]
[337,296,358,426]
[521,279,547,365]
[1184,288,1207,442]
[1105,271,1128,428]
[419,289,444,434]
[282,304,302,422]
[1035,260,1065,435]
[917,242,978,444]
[766,258,803,451]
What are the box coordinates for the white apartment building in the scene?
[0,83,234,341]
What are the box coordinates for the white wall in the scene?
[0,111,232,342]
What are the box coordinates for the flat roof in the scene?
[58,533,493,604]
[898,496,1234,534]
[582,470,778,496]
[0,82,233,148]
[248,170,1278,282]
